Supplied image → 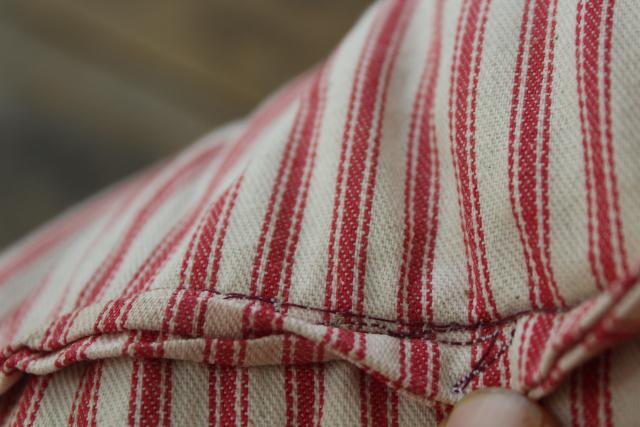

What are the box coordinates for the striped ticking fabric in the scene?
[1,0,640,425]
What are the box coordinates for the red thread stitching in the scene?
[452,329,515,393]
[216,290,567,332]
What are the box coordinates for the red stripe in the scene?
[434,402,452,424]
[53,335,98,370]
[602,0,627,277]
[581,357,601,427]
[77,365,95,426]
[293,338,317,426]
[187,188,232,292]
[208,365,218,426]
[215,340,238,427]
[450,0,498,324]
[27,375,51,426]
[214,339,234,367]
[68,363,89,425]
[160,179,240,341]
[280,70,329,312]
[107,180,236,335]
[584,0,615,284]
[0,377,23,425]
[315,364,326,427]
[243,66,325,306]
[240,367,249,427]
[194,180,244,337]
[103,72,301,338]
[448,0,512,391]
[127,358,141,426]
[577,0,626,290]
[282,336,322,427]
[603,352,613,427]
[323,4,378,319]
[294,366,316,426]
[283,342,295,427]
[169,190,231,337]
[369,375,389,427]
[405,339,441,400]
[573,4,622,422]
[90,362,103,427]
[508,0,565,310]
[430,342,441,400]
[85,145,222,306]
[577,0,599,292]
[79,146,223,337]
[396,13,444,402]
[517,316,533,386]
[159,65,303,352]
[523,315,554,385]
[13,375,50,427]
[337,0,413,316]
[162,361,173,427]
[248,91,307,299]
[126,335,170,426]
[359,371,369,427]
[218,367,238,426]
[320,4,417,366]
[230,53,322,425]
[246,63,329,350]
[26,376,49,427]
[336,328,356,356]
[206,183,240,293]
[117,170,223,298]
[452,0,482,322]
[260,69,325,301]
[70,166,165,309]
[140,359,164,427]
[391,389,399,427]
[118,218,200,327]
[404,27,443,325]
[13,375,38,425]
[569,352,615,427]
[407,340,428,396]
[40,167,161,349]
[570,370,581,427]
[76,362,103,427]
[396,340,408,397]
[355,1,414,319]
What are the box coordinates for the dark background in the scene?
[0,1,370,249]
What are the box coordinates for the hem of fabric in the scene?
[1,264,639,405]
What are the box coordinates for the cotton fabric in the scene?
[1,0,639,425]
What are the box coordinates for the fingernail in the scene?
[442,389,557,427]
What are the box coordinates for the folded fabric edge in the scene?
[511,263,640,399]
[2,266,639,406]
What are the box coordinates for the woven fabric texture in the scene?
[1,0,640,425]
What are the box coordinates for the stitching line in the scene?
[452,328,516,393]
[216,289,571,332]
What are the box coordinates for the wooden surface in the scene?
[0,1,370,248]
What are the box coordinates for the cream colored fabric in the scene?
[1,0,640,425]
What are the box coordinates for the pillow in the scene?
[1,0,639,425]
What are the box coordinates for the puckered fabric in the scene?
[1,0,639,425]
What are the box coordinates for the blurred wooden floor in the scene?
[0,0,370,249]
